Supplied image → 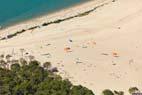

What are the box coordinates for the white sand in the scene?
[0,0,142,94]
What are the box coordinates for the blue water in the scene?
[0,0,87,27]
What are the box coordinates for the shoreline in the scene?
[0,0,112,37]
[0,0,91,29]
[0,0,142,94]
[1,0,94,30]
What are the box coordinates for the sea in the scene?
[0,0,88,27]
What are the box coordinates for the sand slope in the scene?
[0,0,142,94]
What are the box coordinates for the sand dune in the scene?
[0,0,142,94]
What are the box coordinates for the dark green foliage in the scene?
[128,87,139,94]
[102,89,114,95]
[114,90,124,95]
[43,62,51,69]
[28,26,39,30]
[0,60,95,95]
[70,85,94,95]
[11,63,20,72]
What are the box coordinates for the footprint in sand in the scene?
[75,58,83,64]
[41,53,52,58]
[101,53,109,56]
[129,59,134,64]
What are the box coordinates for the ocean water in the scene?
[0,0,87,27]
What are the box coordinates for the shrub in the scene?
[11,63,20,72]
[43,62,51,69]
[70,85,94,95]
[128,87,139,94]
[102,89,114,95]
[114,90,124,95]
[0,54,4,59]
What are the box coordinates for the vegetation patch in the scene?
[0,57,94,95]
[128,87,139,94]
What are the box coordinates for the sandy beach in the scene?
[0,0,142,94]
